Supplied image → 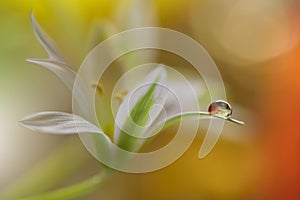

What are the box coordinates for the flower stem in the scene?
[19,171,108,200]
[163,111,245,128]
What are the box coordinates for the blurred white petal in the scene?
[28,14,98,121]
[113,0,158,70]
[19,112,104,135]
[26,58,75,91]
[30,12,67,63]
[114,0,157,29]
[25,59,93,120]
[114,65,167,147]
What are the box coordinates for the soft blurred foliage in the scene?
[0,0,299,199]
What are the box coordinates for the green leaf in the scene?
[129,82,156,127]
[0,139,89,200]
[17,171,108,200]
[117,82,157,151]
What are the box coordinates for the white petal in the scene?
[114,65,168,145]
[30,12,66,62]
[19,111,104,135]
[29,13,76,94]
[115,0,157,29]
[26,59,94,120]
[113,0,158,71]
[28,13,76,94]
[26,58,75,91]
[28,15,97,121]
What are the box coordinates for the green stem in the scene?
[139,111,245,151]
[152,111,245,137]
[166,112,245,126]
[0,138,89,200]
[19,171,108,200]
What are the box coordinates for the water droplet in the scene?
[208,100,232,118]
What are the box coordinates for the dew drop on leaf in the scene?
[208,100,232,118]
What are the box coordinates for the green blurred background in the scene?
[1,0,300,199]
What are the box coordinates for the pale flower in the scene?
[19,13,244,170]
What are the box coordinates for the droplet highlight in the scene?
[208,100,232,118]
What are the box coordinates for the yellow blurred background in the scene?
[1,0,300,199]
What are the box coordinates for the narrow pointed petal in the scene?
[19,112,105,135]
[30,12,66,62]
[19,112,113,159]
[26,58,75,91]
[27,59,95,122]
[29,13,75,92]
[114,66,168,150]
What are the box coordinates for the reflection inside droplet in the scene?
[208,100,232,118]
